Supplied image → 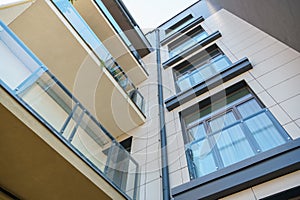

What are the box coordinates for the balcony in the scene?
[6,0,145,135]
[0,21,140,199]
[52,0,145,114]
[99,0,152,58]
[93,0,148,73]
[71,0,149,84]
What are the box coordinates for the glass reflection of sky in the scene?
[53,0,112,63]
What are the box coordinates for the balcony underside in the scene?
[0,88,125,200]
[73,0,148,85]
[101,0,152,58]
[6,0,145,137]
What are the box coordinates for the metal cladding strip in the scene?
[156,29,171,200]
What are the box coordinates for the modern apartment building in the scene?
[0,0,299,200]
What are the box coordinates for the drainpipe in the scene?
[155,29,171,200]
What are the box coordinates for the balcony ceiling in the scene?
[87,0,151,58]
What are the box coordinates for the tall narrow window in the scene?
[168,26,208,57]
[173,45,232,92]
[182,86,291,179]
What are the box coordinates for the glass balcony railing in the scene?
[52,0,145,114]
[0,21,140,200]
[93,0,148,73]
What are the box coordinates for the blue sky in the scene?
[122,0,198,30]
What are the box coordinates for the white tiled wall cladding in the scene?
[129,9,300,200]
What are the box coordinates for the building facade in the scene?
[0,0,299,200]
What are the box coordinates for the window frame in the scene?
[165,14,194,35]
[167,25,208,57]
[172,45,231,93]
[180,84,291,179]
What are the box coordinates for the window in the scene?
[173,45,232,92]
[168,26,208,57]
[165,14,194,36]
[182,86,291,179]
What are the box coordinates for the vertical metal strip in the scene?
[68,110,85,142]
[60,102,79,134]
[156,29,171,200]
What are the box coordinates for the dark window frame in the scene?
[180,82,292,180]
[161,16,204,45]
[165,57,252,111]
[172,44,231,93]
[165,14,194,35]
[172,139,300,200]
[167,25,208,57]
[162,31,222,68]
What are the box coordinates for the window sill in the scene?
[165,57,252,111]
[162,31,222,69]
[161,16,204,45]
[172,138,300,200]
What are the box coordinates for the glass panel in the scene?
[214,124,255,167]
[183,85,290,179]
[18,72,73,132]
[187,123,206,142]
[189,68,204,87]
[94,0,131,46]
[245,112,287,151]
[209,111,237,133]
[174,52,232,92]
[53,0,112,63]
[130,90,145,113]
[190,139,217,177]
[177,74,192,91]
[71,112,112,171]
[169,30,208,57]
[210,56,232,72]
[61,106,81,139]
[237,98,262,118]
[105,142,139,200]
[197,63,218,79]
[194,31,208,42]
[184,88,251,126]
[0,24,42,90]
[94,0,146,69]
